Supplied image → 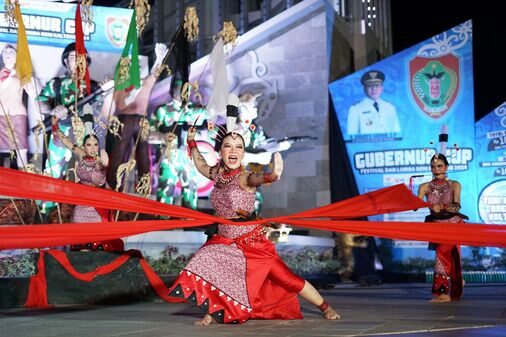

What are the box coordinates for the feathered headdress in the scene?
[207,93,252,150]
[226,93,240,134]
[82,103,94,137]
[434,124,448,160]
[409,124,453,191]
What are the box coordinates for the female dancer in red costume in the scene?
[168,125,340,325]
[52,117,123,251]
[418,153,466,303]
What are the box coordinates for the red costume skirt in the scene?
[168,226,305,323]
[432,244,463,300]
[431,215,464,300]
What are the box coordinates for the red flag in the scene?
[74,1,91,95]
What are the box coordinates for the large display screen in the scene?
[329,21,478,225]
[476,101,506,224]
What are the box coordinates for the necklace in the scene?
[215,167,242,188]
[431,177,447,187]
[429,178,449,196]
[81,155,98,171]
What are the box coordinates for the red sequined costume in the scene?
[72,156,108,223]
[70,156,123,251]
[426,179,465,300]
[168,171,305,323]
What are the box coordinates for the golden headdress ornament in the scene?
[129,0,150,35]
[183,6,199,42]
[217,21,238,45]
[72,54,88,97]
[3,0,16,26]
[80,0,94,26]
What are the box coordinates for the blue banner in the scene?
[0,0,132,52]
[329,21,478,223]
[475,101,506,224]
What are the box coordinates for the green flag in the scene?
[114,9,140,91]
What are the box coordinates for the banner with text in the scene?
[476,101,506,224]
[0,0,132,52]
[329,21,478,223]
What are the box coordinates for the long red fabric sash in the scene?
[25,249,185,308]
[1,167,506,248]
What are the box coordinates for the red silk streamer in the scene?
[0,168,219,221]
[0,168,426,222]
[74,1,91,95]
[138,258,185,303]
[0,219,211,250]
[1,168,506,248]
[25,250,185,308]
[25,251,50,308]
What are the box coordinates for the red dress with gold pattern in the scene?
[426,178,464,300]
[168,171,305,323]
[70,156,123,251]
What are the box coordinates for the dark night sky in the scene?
[391,1,506,121]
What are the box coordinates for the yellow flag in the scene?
[14,3,33,86]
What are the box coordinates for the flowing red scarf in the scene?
[25,249,185,308]
[0,168,505,249]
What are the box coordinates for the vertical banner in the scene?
[329,21,478,226]
[475,101,506,224]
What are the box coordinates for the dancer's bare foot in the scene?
[429,294,451,303]
[194,314,214,326]
[323,306,340,320]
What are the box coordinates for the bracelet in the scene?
[452,202,461,209]
[187,139,197,151]
[186,139,197,157]
[317,300,330,312]
[263,173,277,184]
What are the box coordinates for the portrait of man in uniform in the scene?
[346,70,401,138]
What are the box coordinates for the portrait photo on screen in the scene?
[346,69,402,142]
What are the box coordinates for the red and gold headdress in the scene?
[409,124,459,191]
[207,94,253,147]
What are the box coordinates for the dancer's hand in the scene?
[431,204,442,213]
[446,204,459,213]
[99,149,109,167]
[187,126,197,141]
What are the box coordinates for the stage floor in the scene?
[1,283,505,337]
